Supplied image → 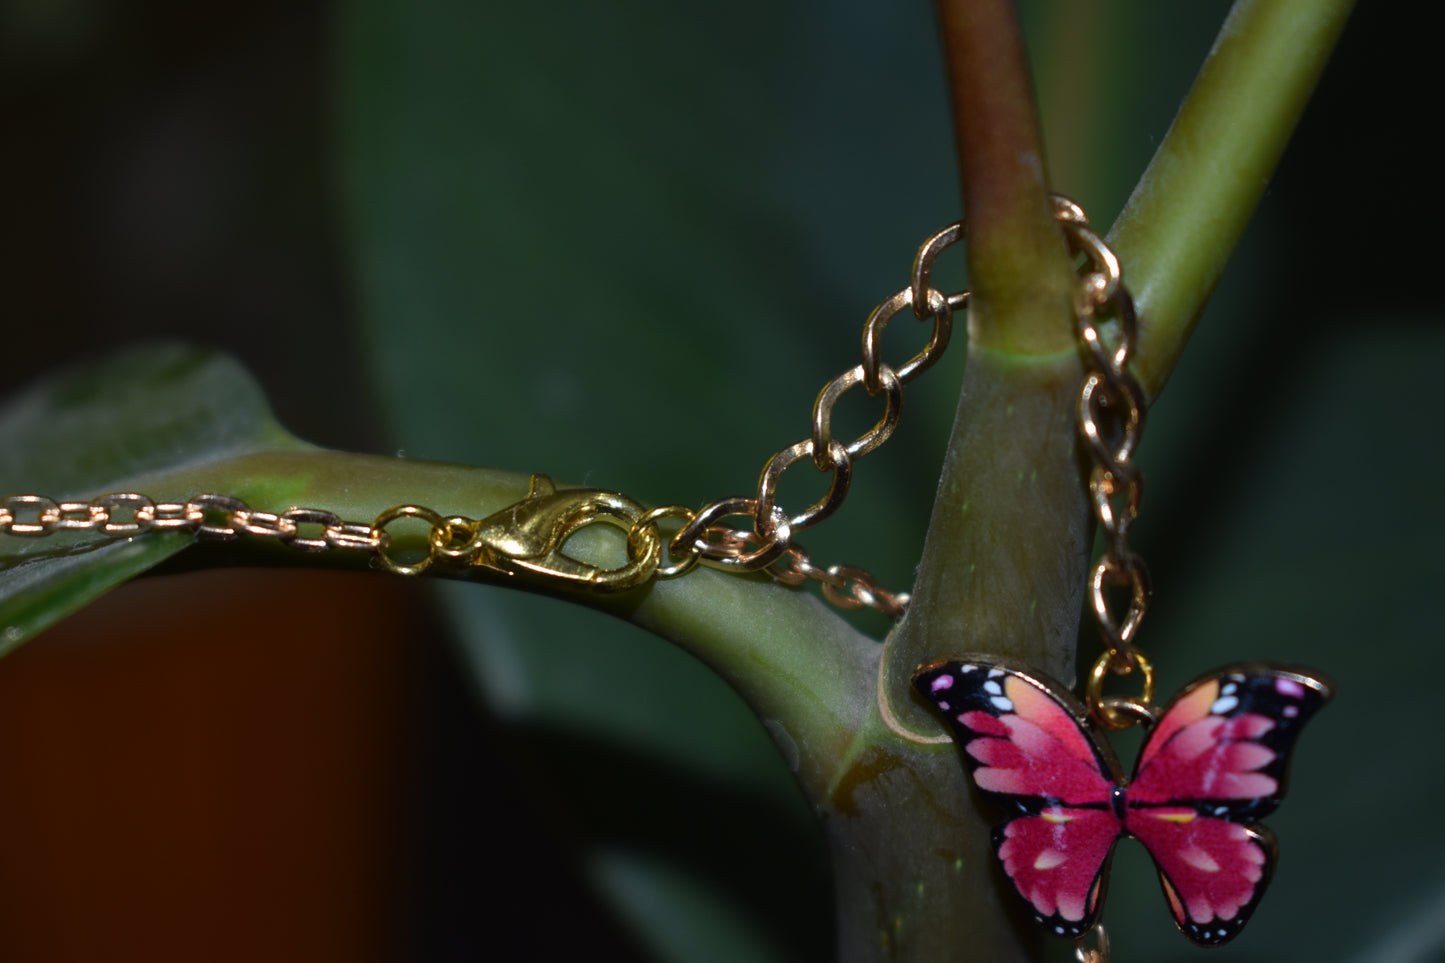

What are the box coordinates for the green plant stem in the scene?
[875,348,1086,963]
[0,0,1364,958]
[819,3,1097,960]
[893,345,1087,683]
[916,0,1088,693]
[825,705,1029,963]
[935,0,1076,356]
[853,2,1360,960]
[1110,0,1356,400]
[916,0,1087,687]
[129,449,880,806]
[121,445,1044,961]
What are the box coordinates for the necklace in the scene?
[0,213,971,620]
[910,198,1331,957]
[0,198,1330,961]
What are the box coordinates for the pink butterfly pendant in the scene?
[912,657,1333,946]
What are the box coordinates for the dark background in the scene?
[0,2,1438,961]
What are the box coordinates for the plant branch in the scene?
[898,0,1088,734]
[126,449,879,804]
[825,4,1100,961]
[935,0,1075,355]
[1110,0,1356,399]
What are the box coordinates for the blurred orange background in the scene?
[0,571,414,962]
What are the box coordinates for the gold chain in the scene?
[657,224,967,580]
[1074,922,1110,963]
[1054,197,1156,729]
[2,202,1130,625]
[0,220,978,617]
[0,493,381,549]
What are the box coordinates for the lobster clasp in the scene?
[468,475,660,592]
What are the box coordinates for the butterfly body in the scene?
[912,657,1332,946]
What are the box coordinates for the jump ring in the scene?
[372,504,448,576]
[428,515,484,559]
[632,505,700,579]
[1086,650,1155,731]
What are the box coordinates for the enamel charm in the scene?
[913,657,1332,946]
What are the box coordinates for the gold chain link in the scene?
[1074,922,1110,963]
[0,493,384,551]
[2,202,1119,623]
[1056,197,1156,729]
[659,221,968,584]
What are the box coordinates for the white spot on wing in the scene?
[983,680,1003,695]
[1211,695,1239,715]
[1180,847,1221,872]
[930,675,954,692]
[1283,704,1299,718]
[987,668,1004,678]
[990,696,1014,712]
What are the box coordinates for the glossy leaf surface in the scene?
[0,346,309,656]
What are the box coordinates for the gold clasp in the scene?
[463,474,660,592]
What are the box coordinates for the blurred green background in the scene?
[0,1,1439,961]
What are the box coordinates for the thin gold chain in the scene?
[1,200,1130,624]
[0,219,976,617]
[1074,922,1110,963]
[1054,198,1156,729]
[0,493,382,550]
[651,223,968,583]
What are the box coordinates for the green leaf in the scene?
[333,1,962,957]
[332,0,1397,959]
[0,345,309,655]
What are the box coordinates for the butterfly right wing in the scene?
[913,657,1125,937]
[1126,664,1333,946]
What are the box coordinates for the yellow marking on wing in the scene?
[1033,850,1067,870]
[1041,811,1074,824]
[1152,811,1197,823]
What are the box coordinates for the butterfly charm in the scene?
[911,657,1332,946]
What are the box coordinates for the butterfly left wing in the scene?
[1126,664,1333,945]
[913,657,1125,937]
